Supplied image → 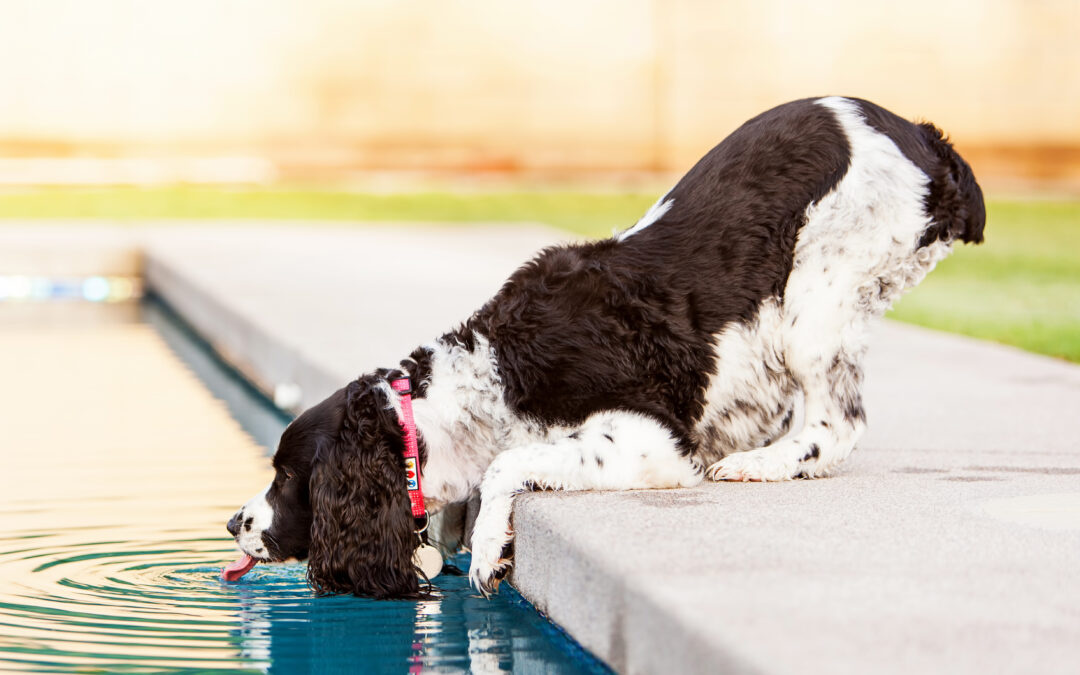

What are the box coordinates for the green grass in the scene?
[0,186,655,238]
[1,186,1077,362]
[888,200,1080,363]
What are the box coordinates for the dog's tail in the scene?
[917,123,986,247]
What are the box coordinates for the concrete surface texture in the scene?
[514,322,1080,674]
[0,224,142,276]
[6,224,1077,674]
[141,222,559,412]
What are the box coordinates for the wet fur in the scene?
[306,375,425,598]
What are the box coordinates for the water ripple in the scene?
[0,309,608,673]
[0,532,607,674]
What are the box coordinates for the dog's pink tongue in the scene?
[222,553,257,581]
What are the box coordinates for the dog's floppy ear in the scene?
[307,374,421,599]
[919,122,986,246]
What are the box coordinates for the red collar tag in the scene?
[390,377,426,519]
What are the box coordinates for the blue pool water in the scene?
[0,298,609,674]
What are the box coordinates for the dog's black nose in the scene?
[226,512,242,537]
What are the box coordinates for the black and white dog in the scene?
[225,96,984,598]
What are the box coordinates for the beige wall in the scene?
[0,0,1077,173]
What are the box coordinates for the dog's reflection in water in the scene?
[230,559,585,675]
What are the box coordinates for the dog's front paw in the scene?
[468,511,514,597]
[706,445,801,482]
[468,550,512,597]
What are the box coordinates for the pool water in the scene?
[0,300,609,674]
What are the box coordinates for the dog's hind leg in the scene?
[467,410,702,594]
[708,261,874,482]
[706,340,868,482]
[708,319,868,481]
[704,243,954,482]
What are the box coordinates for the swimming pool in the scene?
[0,298,609,673]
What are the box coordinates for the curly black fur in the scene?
[916,122,986,246]
[306,374,423,599]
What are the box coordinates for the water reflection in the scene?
[226,554,580,674]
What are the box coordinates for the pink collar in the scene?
[390,377,426,519]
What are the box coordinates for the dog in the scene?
[225,96,985,599]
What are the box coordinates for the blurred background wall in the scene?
[0,0,1077,188]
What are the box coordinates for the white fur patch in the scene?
[617,189,674,241]
[468,410,702,591]
[692,299,794,465]
[237,483,274,558]
[408,334,548,512]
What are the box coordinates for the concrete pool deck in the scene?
[5,223,1080,674]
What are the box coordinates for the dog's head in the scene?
[226,373,422,598]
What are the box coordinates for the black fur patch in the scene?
[471,99,851,452]
[400,345,435,398]
[802,443,821,462]
[260,388,347,563]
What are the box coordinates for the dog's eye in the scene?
[283,470,294,481]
